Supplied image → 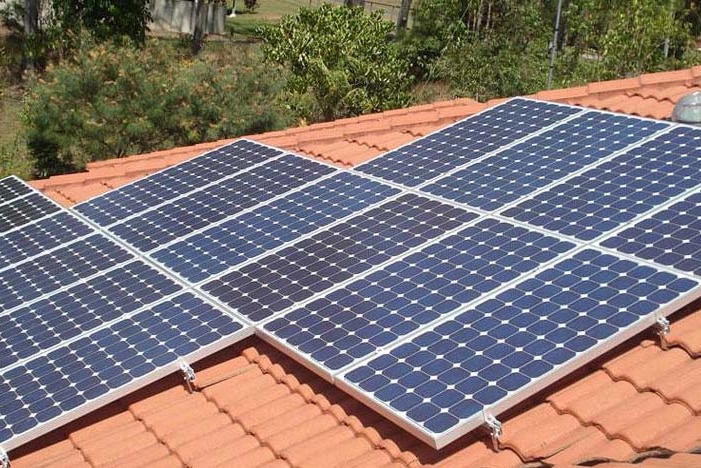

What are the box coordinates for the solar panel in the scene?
[107,154,336,253]
[0,176,33,204]
[601,191,701,275]
[0,213,93,270]
[0,193,61,234]
[151,172,400,283]
[421,112,668,211]
[356,98,581,187]
[503,126,701,240]
[74,139,283,227]
[201,194,477,322]
[338,248,698,448]
[260,219,575,377]
[0,292,250,450]
[0,261,181,370]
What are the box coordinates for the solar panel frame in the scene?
[334,245,701,448]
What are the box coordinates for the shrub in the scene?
[24,39,291,177]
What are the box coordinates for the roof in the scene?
[14,67,701,468]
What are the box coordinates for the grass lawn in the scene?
[226,0,324,39]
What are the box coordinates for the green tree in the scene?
[260,4,412,122]
[51,0,151,45]
[24,40,291,177]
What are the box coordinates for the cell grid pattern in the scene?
[0,235,133,312]
[152,172,399,283]
[503,126,701,241]
[75,140,282,227]
[202,194,477,322]
[344,249,697,437]
[265,219,576,371]
[0,177,33,204]
[0,292,246,445]
[109,154,335,252]
[0,213,93,271]
[0,193,60,234]
[422,112,668,211]
[357,98,581,187]
[0,261,182,370]
[601,191,701,276]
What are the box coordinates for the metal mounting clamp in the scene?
[484,414,502,452]
[0,447,10,468]
[654,316,671,350]
[179,360,196,393]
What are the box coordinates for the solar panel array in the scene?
[5,98,701,454]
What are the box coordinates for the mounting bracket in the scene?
[654,316,671,350]
[179,360,196,393]
[484,414,502,452]
[0,447,10,468]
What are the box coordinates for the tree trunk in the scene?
[191,0,208,55]
[396,0,412,32]
[23,0,39,72]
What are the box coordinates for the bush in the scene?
[24,39,291,177]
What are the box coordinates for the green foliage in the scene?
[23,40,291,177]
[260,4,412,122]
[51,0,152,45]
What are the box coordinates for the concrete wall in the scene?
[149,0,226,35]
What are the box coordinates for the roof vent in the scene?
[672,91,701,125]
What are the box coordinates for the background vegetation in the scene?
[0,0,700,179]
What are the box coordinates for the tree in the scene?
[24,40,292,177]
[260,4,412,122]
[51,0,151,45]
[191,0,208,55]
[23,0,39,71]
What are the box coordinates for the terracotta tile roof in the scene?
[13,66,701,467]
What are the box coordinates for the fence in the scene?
[307,0,414,26]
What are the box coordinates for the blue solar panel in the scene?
[74,140,282,227]
[152,172,399,283]
[356,98,581,187]
[0,213,93,271]
[0,292,250,448]
[340,248,698,447]
[503,126,701,240]
[0,176,33,204]
[202,194,477,322]
[0,235,134,311]
[262,219,575,373]
[0,193,60,234]
[601,191,701,276]
[421,112,668,211]
[0,261,182,370]
[108,154,335,253]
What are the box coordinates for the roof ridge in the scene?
[241,347,422,468]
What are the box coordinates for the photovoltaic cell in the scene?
[601,191,701,276]
[342,249,697,446]
[108,154,335,252]
[0,193,60,234]
[0,261,182,370]
[74,140,282,227]
[0,176,33,204]
[422,112,668,211]
[503,126,701,240]
[202,194,477,322]
[356,98,580,187]
[152,172,399,283]
[0,213,93,271]
[0,235,133,311]
[0,292,249,448]
[263,219,575,372]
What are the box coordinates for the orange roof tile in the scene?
[14,67,701,467]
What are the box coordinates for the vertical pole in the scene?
[546,0,564,89]
[396,0,412,32]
